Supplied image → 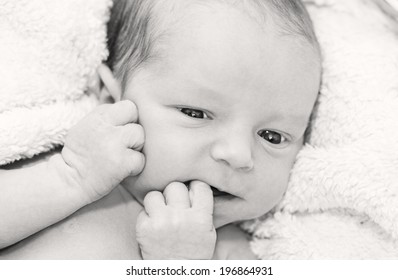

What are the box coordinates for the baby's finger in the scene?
[123,149,145,176]
[163,182,191,209]
[101,100,138,126]
[143,191,166,216]
[189,181,214,214]
[119,123,145,150]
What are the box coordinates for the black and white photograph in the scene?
[1,0,398,278]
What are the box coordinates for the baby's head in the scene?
[104,0,321,228]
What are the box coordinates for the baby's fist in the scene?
[61,100,145,203]
[136,181,216,259]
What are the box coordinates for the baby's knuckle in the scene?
[117,100,138,117]
[134,125,145,144]
[121,99,137,111]
[135,124,144,135]
[191,180,210,191]
[118,128,131,145]
[124,125,143,145]
[143,191,161,205]
[164,182,186,193]
[126,152,145,175]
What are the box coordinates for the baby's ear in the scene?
[97,63,122,104]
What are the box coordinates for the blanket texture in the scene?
[0,0,111,165]
[245,0,398,259]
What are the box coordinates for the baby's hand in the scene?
[136,181,216,259]
[61,100,145,203]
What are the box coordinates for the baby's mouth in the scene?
[210,186,230,197]
[184,181,230,197]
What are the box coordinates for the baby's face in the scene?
[122,4,320,228]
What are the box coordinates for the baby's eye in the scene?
[179,108,208,119]
[258,130,286,145]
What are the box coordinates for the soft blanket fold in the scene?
[0,0,112,165]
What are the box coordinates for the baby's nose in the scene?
[210,132,254,171]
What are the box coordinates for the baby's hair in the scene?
[106,0,319,89]
[106,0,154,88]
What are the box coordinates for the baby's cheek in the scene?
[251,172,287,212]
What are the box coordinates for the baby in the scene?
[0,0,321,259]
[106,0,321,259]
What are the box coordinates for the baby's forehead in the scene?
[150,0,319,56]
[108,0,319,91]
[148,1,270,64]
[152,0,266,31]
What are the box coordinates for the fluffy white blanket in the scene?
[245,0,398,259]
[0,0,111,165]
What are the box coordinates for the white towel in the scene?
[0,0,112,165]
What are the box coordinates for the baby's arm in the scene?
[0,185,142,260]
[213,224,257,260]
[0,100,144,249]
[0,153,87,249]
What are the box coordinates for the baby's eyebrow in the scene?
[289,115,310,127]
[160,76,225,102]
[267,110,309,124]
[266,113,311,134]
[188,84,225,102]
